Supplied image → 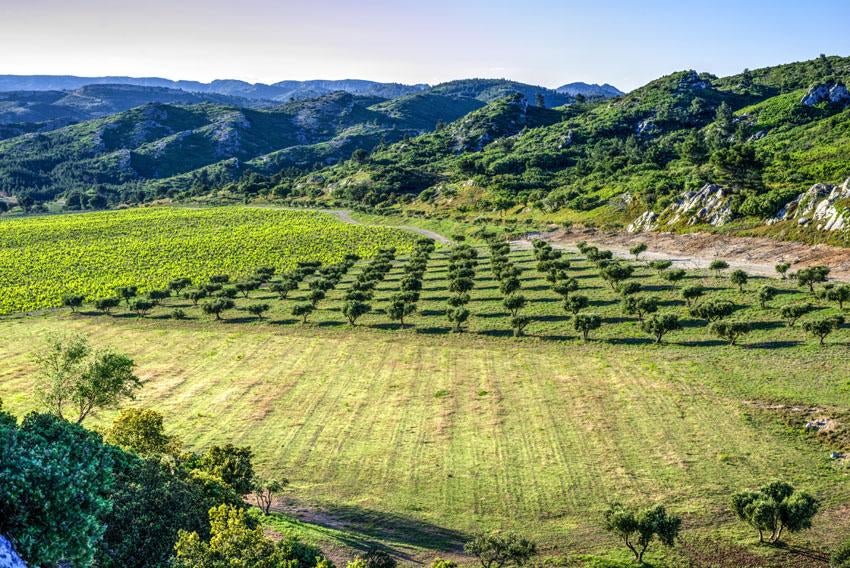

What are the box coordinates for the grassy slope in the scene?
[1,246,848,563]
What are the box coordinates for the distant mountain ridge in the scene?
[555,82,624,98]
[0,75,430,101]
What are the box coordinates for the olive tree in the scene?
[796,265,830,293]
[690,299,735,321]
[649,260,672,275]
[730,269,749,292]
[780,303,813,327]
[681,285,704,307]
[623,295,659,322]
[168,278,192,295]
[464,531,537,568]
[503,294,527,317]
[709,259,729,278]
[342,300,371,325]
[246,303,270,319]
[116,285,138,306]
[94,297,120,314]
[604,502,682,563]
[629,243,648,261]
[131,299,155,316]
[818,284,850,309]
[641,314,681,343]
[271,279,298,299]
[775,262,791,279]
[758,285,778,308]
[574,314,602,340]
[33,334,142,424]
[600,263,634,291]
[662,268,686,288]
[202,298,235,321]
[291,303,314,324]
[731,481,818,544]
[802,316,844,346]
[563,294,589,315]
[710,321,752,345]
[387,295,417,328]
[553,278,579,299]
[62,294,85,312]
[447,307,470,332]
[510,315,532,337]
[253,478,289,515]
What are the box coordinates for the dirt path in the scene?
[323,209,453,245]
[515,227,850,281]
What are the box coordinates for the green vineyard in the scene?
[0,207,417,315]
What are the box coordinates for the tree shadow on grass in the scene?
[677,339,727,347]
[478,328,514,338]
[416,326,452,335]
[316,320,346,328]
[534,314,571,323]
[419,309,446,317]
[749,320,786,331]
[534,297,561,304]
[745,340,802,350]
[475,311,510,319]
[278,500,469,557]
[606,336,654,346]
[590,298,619,307]
[269,318,299,325]
[221,316,258,324]
[603,316,632,324]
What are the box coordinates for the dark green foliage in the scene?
[730,269,749,291]
[780,303,813,327]
[663,268,687,287]
[649,260,673,274]
[600,262,634,290]
[641,314,682,343]
[95,296,121,314]
[447,307,470,332]
[202,298,235,320]
[690,299,735,321]
[574,313,602,340]
[464,531,537,568]
[503,294,527,317]
[131,298,155,316]
[292,303,314,323]
[709,260,729,278]
[199,444,255,496]
[62,293,85,312]
[796,265,830,293]
[710,321,752,345]
[802,315,845,345]
[342,300,371,325]
[510,315,532,337]
[246,303,270,319]
[818,284,850,309]
[832,539,850,568]
[564,294,589,315]
[604,502,682,563]
[731,481,819,543]
[681,285,705,306]
[629,243,648,260]
[758,285,779,308]
[623,295,659,322]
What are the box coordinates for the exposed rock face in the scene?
[635,119,658,136]
[771,178,850,231]
[666,184,733,227]
[677,70,711,91]
[627,210,658,233]
[0,535,27,568]
[801,82,850,106]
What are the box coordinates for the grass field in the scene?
[1,242,849,565]
[0,206,417,314]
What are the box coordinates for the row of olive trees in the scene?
[492,240,531,336]
[445,243,478,332]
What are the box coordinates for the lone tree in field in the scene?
[447,307,470,333]
[730,269,749,292]
[553,278,579,299]
[33,334,142,424]
[641,314,681,343]
[342,300,371,326]
[564,294,589,315]
[604,502,682,563]
[503,294,527,317]
[574,314,602,340]
[690,299,735,322]
[775,262,791,279]
[291,303,314,324]
[710,321,752,345]
[623,295,659,322]
[802,316,844,346]
[709,259,729,278]
[246,303,270,319]
[663,268,687,288]
[252,478,288,515]
[387,295,416,328]
[731,481,819,544]
[464,531,537,568]
[62,294,85,313]
[681,285,705,307]
[780,303,813,327]
[94,297,120,315]
[758,285,778,308]
[202,298,235,321]
[630,243,648,261]
[510,315,532,337]
[649,260,672,275]
[796,265,830,293]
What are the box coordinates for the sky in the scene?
[1,0,849,91]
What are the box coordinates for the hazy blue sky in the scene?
[2,0,849,90]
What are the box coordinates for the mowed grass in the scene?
[1,245,849,559]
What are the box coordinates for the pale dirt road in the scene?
[514,227,850,282]
[323,209,453,245]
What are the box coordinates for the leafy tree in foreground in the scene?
[33,334,142,424]
[775,262,791,280]
[185,289,207,306]
[619,281,642,297]
[710,321,752,345]
[387,295,417,328]
[271,279,298,299]
[174,505,327,568]
[510,315,532,337]
[600,263,634,290]
[832,539,850,568]
[147,289,170,305]
[604,502,682,563]
[641,314,681,343]
[106,407,176,457]
[623,295,658,322]
[131,299,155,316]
[802,316,844,346]
[342,300,371,325]
[731,481,818,544]
[309,288,326,307]
[818,284,850,309]
[574,314,602,340]
[553,277,579,299]
[730,269,749,292]
[662,268,686,288]
[464,531,537,568]
[630,243,648,261]
[649,260,672,275]
[202,298,235,321]
[0,412,113,567]
[116,285,138,306]
[199,444,255,496]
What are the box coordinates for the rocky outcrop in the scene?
[665,184,733,227]
[801,82,850,106]
[0,535,27,568]
[770,178,850,231]
[626,210,658,233]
